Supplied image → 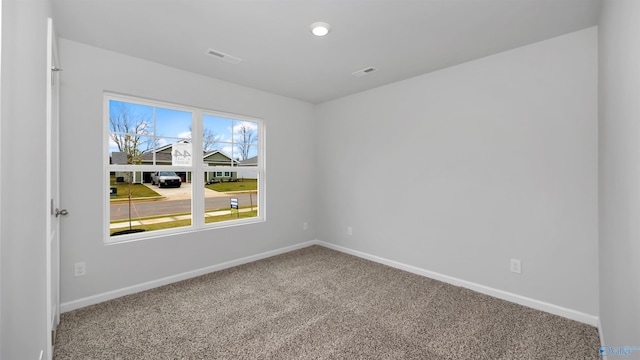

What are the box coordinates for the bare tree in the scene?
[109,103,153,164]
[191,125,222,153]
[236,122,257,161]
[204,127,224,152]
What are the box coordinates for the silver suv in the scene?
[151,171,182,188]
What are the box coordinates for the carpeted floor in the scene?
[54,245,601,359]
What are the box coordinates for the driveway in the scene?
[143,182,226,200]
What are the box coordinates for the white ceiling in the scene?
[52,0,600,104]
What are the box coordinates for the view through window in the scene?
[105,94,263,243]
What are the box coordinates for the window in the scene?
[105,94,264,243]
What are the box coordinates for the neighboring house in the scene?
[112,141,241,184]
[140,143,174,166]
[140,143,176,183]
[236,156,258,180]
[203,150,239,183]
[110,143,177,184]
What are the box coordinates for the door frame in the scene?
[45,17,61,360]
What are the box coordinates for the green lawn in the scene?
[110,210,258,235]
[109,182,161,200]
[205,210,258,223]
[111,219,191,235]
[109,175,161,200]
[205,179,257,192]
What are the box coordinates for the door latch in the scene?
[55,208,68,217]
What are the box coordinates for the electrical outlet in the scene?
[74,262,86,277]
[510,259,522,274]
[303,222,308,231]
[347,226,353,236]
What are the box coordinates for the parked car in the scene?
[151,171,182,188]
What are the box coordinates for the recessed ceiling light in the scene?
[310,22,331,37]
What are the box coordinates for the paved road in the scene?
[110,193,256,221]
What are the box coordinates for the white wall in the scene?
[1,0,52,359]
[5,3,636,355]
[58,39,316,305]
[598,0,640,346]
[315,28,599,317]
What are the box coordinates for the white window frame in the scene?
[104,93,265,244]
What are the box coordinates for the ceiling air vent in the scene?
[352,66,378,77]
[206,48,242,65]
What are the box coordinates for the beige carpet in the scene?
[54,245,600,359]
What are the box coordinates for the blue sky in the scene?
[109,100,258,160]
[109,100,191,139]
[204,114,259,159]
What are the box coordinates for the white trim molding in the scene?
[598,319,605,349]
[62,239,600,330]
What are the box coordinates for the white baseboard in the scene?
[60,240,318,313]
[598,319,605,348]
[316,240,600,327]
[61,239,600,330]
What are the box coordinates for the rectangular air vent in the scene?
[352,66,378,77]
[206,48,242,64]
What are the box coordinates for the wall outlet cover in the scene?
[74,262,86,277]
[510,259,522,274]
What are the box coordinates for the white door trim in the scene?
[45,17,61,360]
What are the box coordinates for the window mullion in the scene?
[152,107,157,165]
[191,109,204,227]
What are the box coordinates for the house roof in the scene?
[138,144,239,165]
[140,152,172,163]
[204,150,238,165]
[239,156,257,166]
